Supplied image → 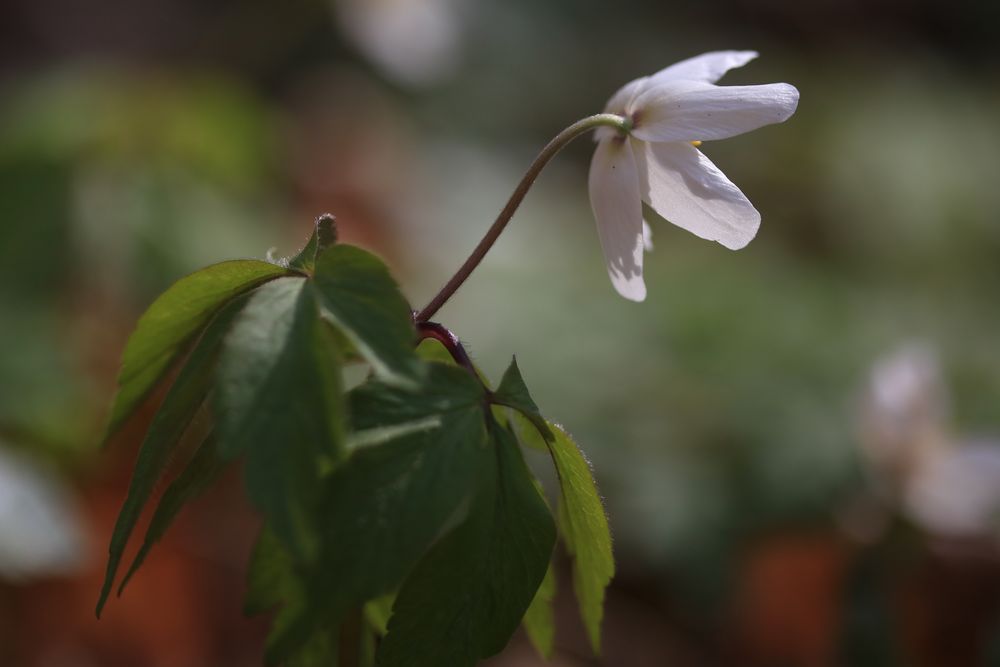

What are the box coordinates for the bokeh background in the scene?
[3,0,1000,665]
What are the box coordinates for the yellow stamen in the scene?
[690,140,702,147]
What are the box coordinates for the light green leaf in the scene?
[546,424,613,654]
[288,214,338,273]
[364,594,395,637]
[523,562,557,659]
[265,363,489,664]
[493,357,554,442]
[415,337,454,366]
[215,277,344,560]
[104,259,288,439]
[97,294,248,617]
[117,432,226,595]
[312,245,420,388]
[377,421,556,667]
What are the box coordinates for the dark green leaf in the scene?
[288,633,339,667]
[97,294,248,616]
[215,277,344,560]
[523,562,557,659]
[265,363,489,663]
[117,432,226,595]
[546,424,613,653]
[104,259,288,439]
[288,214,338,273]
[247,528,340,667]
[347,360,484,431]
[313,245,421,388]
[377,421,556,667]
[493,357,554,442]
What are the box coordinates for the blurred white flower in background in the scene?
[859,343,1000,543]
[0,446,88,581]
[589,51,799,301]
[332,0,465,86]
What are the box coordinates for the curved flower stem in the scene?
[414,112,629,322]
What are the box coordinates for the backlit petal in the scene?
[597,75,648,142]
[644,50,758,88]
[589,137,646,301]
[633,139,760,250]
[631,80,799,143]
[604,76,649,115]
[642,219,654,252]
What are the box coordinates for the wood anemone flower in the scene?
[589,51,799,301]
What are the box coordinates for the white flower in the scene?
[589,51,799,301]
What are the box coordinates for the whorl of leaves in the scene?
[98,215,614,666]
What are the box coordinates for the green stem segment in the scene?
[414,113,629,322]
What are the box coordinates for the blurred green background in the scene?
[2,0,1000,665]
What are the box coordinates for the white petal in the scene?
[630,80,799,143]
[589,137,646,301]
[633,139,760,250]
[645,50,758,87]
[604,75,649,115]
[642,219,654,252]
[596,75,648,142]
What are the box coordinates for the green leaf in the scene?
[265,363,489,663]
[545,424,613,653]
[117,433,226,595]
[245,525,297,616]
[415,337,455,366]
[312,244,421,388]
[364,594,395,637]
[377,421,556,667]
[247,527,341,667]
[288,214,338,273]
[493,357,554,442]
[287,634,339,667]
[215,277,344,560]
[104,259,288,439]
[523,562,557,659]
[509,411,549,452]
[97,294,248,617]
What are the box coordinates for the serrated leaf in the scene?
[493,357,554,442]
[215,277,344,560]
[377,421,556,667]
[117,432,226,595]
[312,244,421,388]
[546,424,613,654]
[288,214,338,273]
[105,259,288,439]
[523,562,557,659]
[97,294,248,616]
[265,363,489,664]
